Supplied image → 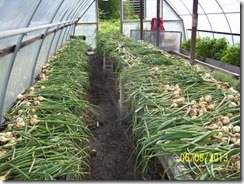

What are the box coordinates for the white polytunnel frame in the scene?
[0,0,98,123]
[122,0,240,47]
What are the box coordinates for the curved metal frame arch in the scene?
[51,0,87,57]
[45,0,83,62]
[30,0,66,85]
[57,0,95,50]
[164,0,186,39]
[215,0,234,44]
[197,1,214,38]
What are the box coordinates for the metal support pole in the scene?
[120,0,124,34]
[96,0,99,33]
[140,0,144,40]
[161,0,164,19]
[190,0,198,65]
[156,0,160,47]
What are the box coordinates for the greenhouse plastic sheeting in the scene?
[0,0,97,123]
[131,30,182,52]
[122,0,240,45]
[75,0,98,47]
[165,0,240,44]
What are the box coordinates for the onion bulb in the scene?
[7,124,14,130]
[30,118,40,126]
[221,116,230,125]
[221,126,228,132]
[170,103,178,108]
[220,137,228,146]
[207,104,215,111]
[34,101,41,106]
[30,109,36,113]
[234,139,240,147]
[16,94,24,100]
[37,96,45,101]
[233,126,240,133]
[227,94,235,101]
[234,133,240,138]
[23,101,31,106]
[230,137,237,144]
[18,110,23,114]
[203,73,211,79]
[227,124,234,132]
[29,87,35,92]
[228,102,237,107]
[40,85,46,89]
[204,95,212,103]
[16,117,26,127]
[5,132,13,138]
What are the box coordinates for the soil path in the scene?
[87,54,140,180]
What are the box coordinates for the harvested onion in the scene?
[233,126,240,133]
[30,118,40,126]
[204,95,212,103]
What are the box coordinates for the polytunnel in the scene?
[0,0,241,181]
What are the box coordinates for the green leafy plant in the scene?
[221,43,240,67]
[181,37,239,66]
[181,38,191,51]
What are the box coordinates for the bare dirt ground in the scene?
[86,54,164,181]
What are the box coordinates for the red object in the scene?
[150,17,165,31]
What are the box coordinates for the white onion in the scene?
[207,104,215,111]
[23,101,31,106]
[199,102,207,108]
[7,124,14,130]
[228,102,237,107]
[30,118,40,126]
[192,104,199,109]
[221,116,230,125]
[16,120,26,127]
[30,109,36,113]
[204,95,212,103]
[191,116,198,119]
[16,94,24,100]
[199,96,205,102]
[233,126,240,133]
[227,124,234,132]
[216,121,223,128]
[5,132,13,138]
[220,137,228,146]
[230,137,237,143]
[170,103,178,108]
[227,94,235,101]
[234,139,240,147]
[29,87,35,91]
[221,126,228,131]
[0,136,9,142]
[18,110,23,114]
[38,96,45,101]
[34,101,41,106]
[234,133,240,138]
[40,85,46,89]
